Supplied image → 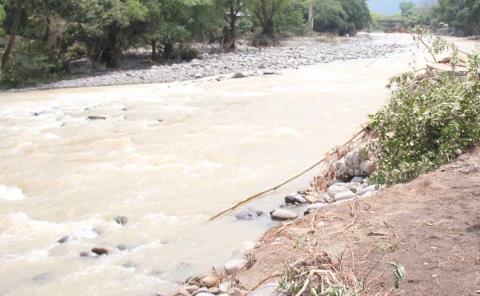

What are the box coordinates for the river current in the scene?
[0,34,419,295]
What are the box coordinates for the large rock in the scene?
[327,183,351,197]
[224,259,247,274]
[199,274,219,288]
[235,208,263,220]
[304,203,325,215]
[232,72,246,79]
[185,285,199,293]
[91,247,109,256]
[360,160,376,176]
[113,216,128,225]
[270,209,297,221]
[334,159,347,179]
[334,191,356,202]
[358,184,378,196]
[284,193,307,205]
[57,236,69,244]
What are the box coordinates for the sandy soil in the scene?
[236,147,480,295]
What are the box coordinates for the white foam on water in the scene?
[0,185,26,201]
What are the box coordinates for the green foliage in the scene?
[323,286,356,296]
[313,0,371,36]
[0,4,5,36]
[369,42,480,184]
[237,17,254,34]
[278,266,303,295]
[399,1,416,19]
[434,0,480,35]
[389,262,406,289]
[179,46,200,60]
[248,0,293,40]
[277,0,308,37]
[0,40,62,86]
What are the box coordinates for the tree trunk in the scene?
[1,0,25,70]
[308,0,314,30]
[151,40,157,59]
[101,28,121,68]
[42,0,53,45]
[223,10,237,51]
[163,42,174,59]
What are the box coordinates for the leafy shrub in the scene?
[369,52,480,185]
[0,41,63,87]
[238,18,254,34]
[179,46,200,61]
[250,31,278,47]
[277,1,308,37]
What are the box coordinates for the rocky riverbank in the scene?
[171,143,385,296]
[23,33,413,90]
[173,145,480,296]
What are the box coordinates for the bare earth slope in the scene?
[238,148,480,295]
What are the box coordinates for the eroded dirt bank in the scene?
[235,147,480,295]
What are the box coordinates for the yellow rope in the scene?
[209,127,367,221]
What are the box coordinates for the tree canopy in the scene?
[0,0,374,86]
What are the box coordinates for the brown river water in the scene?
[0,34,451,295]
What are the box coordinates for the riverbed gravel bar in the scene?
[27,33,413,90]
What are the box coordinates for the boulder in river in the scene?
[91,247,109,256]
[270,209,297,221]
[232,72,246,79]
[116,244,129,251]
[113,216,128,225]
[87,115,106,120]
[235,208,263,220]
[57,235,69,244]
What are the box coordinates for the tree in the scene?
[249,0,292,40]
[1,0,25,69]
[216,0,247,50]
[312,0,370,36]
[0,2,6,36]
[434,0,480,36]
[399,1,416,19]
[61,0,148,67]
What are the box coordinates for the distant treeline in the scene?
[372,0,480,36]
[0,0,371,86]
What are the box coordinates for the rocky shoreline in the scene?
[172,145,383,296]
[20,34,413,91]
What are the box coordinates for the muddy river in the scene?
[0,34,424,295]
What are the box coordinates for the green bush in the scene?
[369,53,480,185]
[179,46,200,61]
[250,30,278,47]
[0,41,63,87]
[238,18,254,34]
